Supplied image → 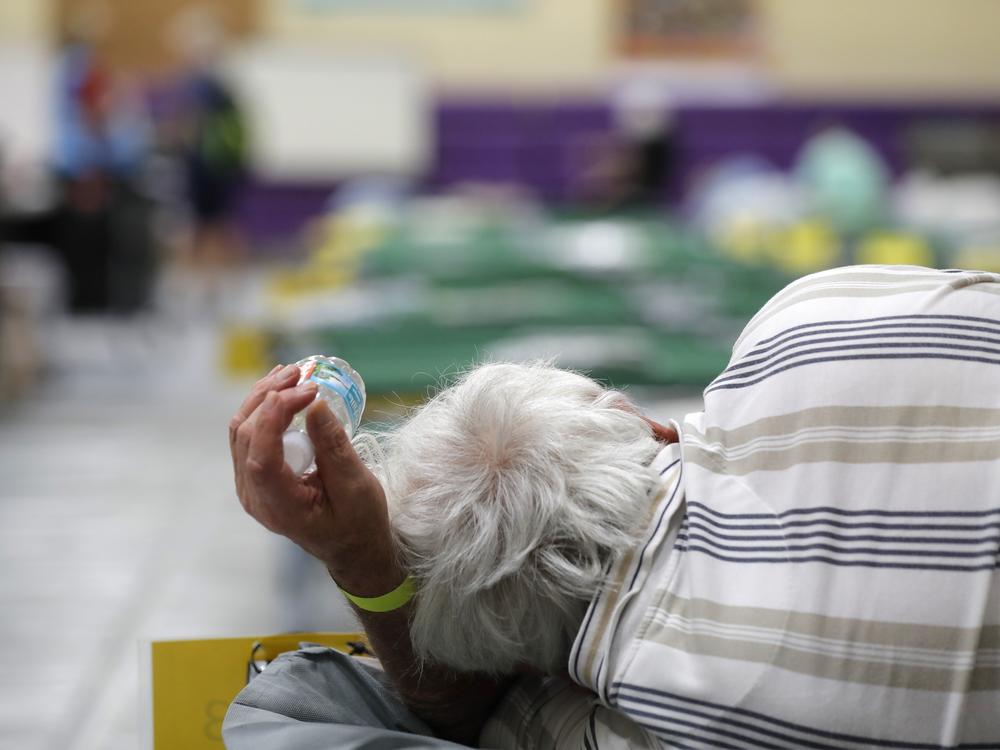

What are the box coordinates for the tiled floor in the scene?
[0,314,359,750]
[0,307,705,750]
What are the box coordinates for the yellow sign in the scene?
[148,632,368,750]
[221,325,271,377]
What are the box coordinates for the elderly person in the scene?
[226,265,1000,749]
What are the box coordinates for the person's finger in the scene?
[230,363,303,496]
[229,364,302,452]
[245,382,318,484]
[229,364,278,489]
[231,363,301,437]
[233,377,315,502]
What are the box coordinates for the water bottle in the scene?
[281,355,366,475]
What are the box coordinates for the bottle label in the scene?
[302,359,364,428]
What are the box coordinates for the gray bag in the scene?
[223,645,474,750]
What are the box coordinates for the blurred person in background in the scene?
[226,265,1000,749]
[3,1,155,315]
[578,82,677,212]
[165,5,248,310]
[612,81,677,209]
[51,1,154,313]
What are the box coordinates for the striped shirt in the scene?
[482,266,1000,749]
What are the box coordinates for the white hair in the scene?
[364,362,662,675]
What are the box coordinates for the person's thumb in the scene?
[305,398,366,479]
[305,398,390,549]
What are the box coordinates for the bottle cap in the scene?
[282,430,315,475]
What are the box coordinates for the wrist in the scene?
[340,575,415,612]
[326,549,407,599]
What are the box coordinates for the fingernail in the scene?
[298,381,317,394]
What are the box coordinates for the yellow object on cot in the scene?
[147,632,368,750]
[855,232,934,267]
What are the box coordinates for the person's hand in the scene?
[229,364,405,595]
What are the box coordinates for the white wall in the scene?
[0,1,54,170]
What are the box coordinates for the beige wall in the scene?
[760,0,1000,98]
[7,0,1000,95]
[258,0,615,92]
[259,0,1000,97]
[0,0,52,41]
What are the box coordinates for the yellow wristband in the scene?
[341,576,415,613]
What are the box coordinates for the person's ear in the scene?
[642,417,679,445]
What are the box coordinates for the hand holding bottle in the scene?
[229,364,402,595]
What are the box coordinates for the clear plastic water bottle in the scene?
[282,355,366,475]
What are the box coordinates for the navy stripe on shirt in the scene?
[745,314,1000,353]
[714,339,1000,387]
[610,682,1000,750]
[687,502,1000,520]
[743,316,1000,360]
[673,543,999,572]
[706,351,1000,394]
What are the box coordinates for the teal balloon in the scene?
[795,127,890,235]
